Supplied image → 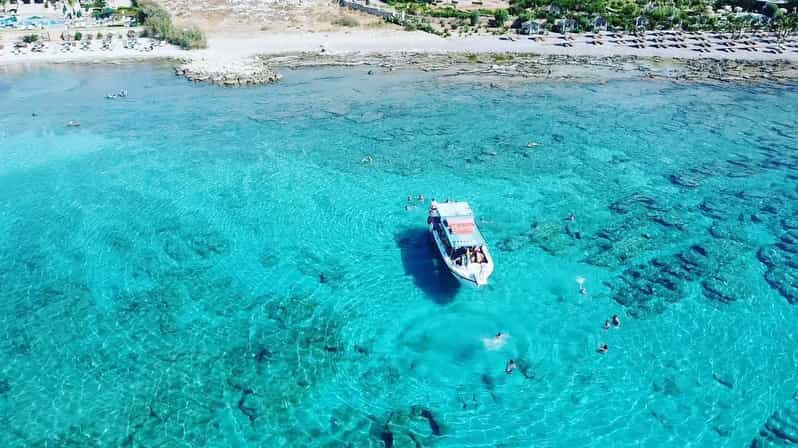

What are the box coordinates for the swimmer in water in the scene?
[612,314,620,328]
[505,359,516,374]
[576,276,587,296]
[418,194,424,202]
[482,332,510,351]
[566,213,576,222]
[407,195,413,202]
[597,344,608,354]
[603,320,610,330]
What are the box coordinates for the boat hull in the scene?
[428,222,492,288]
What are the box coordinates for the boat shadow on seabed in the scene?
[395,228,460,304]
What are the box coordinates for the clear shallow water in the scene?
[0,64,797,447]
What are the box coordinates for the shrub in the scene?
[333,16,359,27]
[74,31,82,40]
[133,0,207,49]
[115,6,140,17]
[429,7,469,18]
[469,10,480,25]
[92,6,115,18]
[494,9,509,26]
[170,26,206,49]
[96,31,103,39]
[22,34,39,43]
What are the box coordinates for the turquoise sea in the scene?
[0,64,797,447]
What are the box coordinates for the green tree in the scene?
[494,9,509,25]
[469,10,480,25]
[65,0,78,15]
[775,13,797,40]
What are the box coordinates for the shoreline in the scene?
[2,31,796,85]
[266,53,798,86]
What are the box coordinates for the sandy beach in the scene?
[3,30,798,65]
[2,29,797,85]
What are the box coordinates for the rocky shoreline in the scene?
[261,52,797,86]
[175,57,282,87]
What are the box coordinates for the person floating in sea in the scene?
[505,359,516,374]
[612,315,621,328]
[576,276,587,296]
[597,344,608,354]
[483,332,510,351]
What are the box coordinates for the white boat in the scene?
[427,201,494,288]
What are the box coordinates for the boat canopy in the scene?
[436,202,487,249]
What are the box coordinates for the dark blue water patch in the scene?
[395,228,460,304]
[750,392,798,447]
[528,221,578,256]
[757,239,798,305]
[609,240,753,318]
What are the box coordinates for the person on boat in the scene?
[612,315,621,328]
[475,246,487,263]
[505,359,516,374]
[459,249,469,266]
[597,344,608,354]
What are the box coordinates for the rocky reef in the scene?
[610,240,753,318]
[758,232,798,304]
[263,52,798,85]
[751,392,798,447]
[175,58,281,87]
